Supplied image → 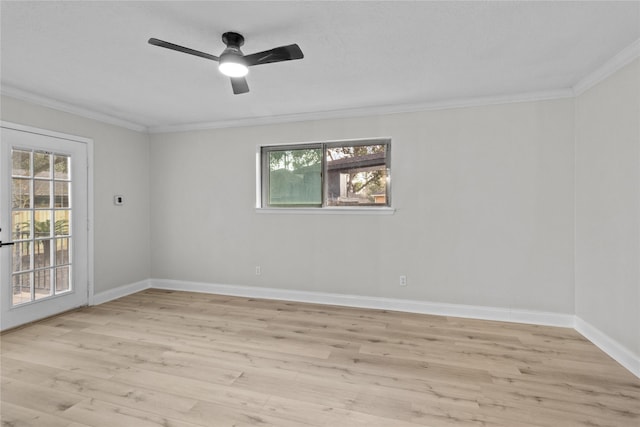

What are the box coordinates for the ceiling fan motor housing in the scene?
[220,32,247,66]
[222,32,245,49]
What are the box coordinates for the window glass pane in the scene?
[12,273,32,306]
[12,178,31,209]
[268,148,322,206]
[54,210,71,236]
[34,269,52,300]
[34,180,52,208]
[34,210,52,238]
[326,144,388,206]
[12,211,32,240]
[54,155,70,180]
[54,182,70,208]
[34,152,51,178]
[12,150,31,177]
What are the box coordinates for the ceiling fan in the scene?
[148,32,303,95]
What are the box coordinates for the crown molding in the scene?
[1,86,148,133]
[147,89,574,134]
[5,34,638,135]
[573,38,640,96]
[3,82,572,135]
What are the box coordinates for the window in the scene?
[260,138,391,209]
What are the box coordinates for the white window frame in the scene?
[256,137,394,215]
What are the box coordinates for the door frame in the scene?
[0,121,94,325]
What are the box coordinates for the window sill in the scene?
[255,207,396,215]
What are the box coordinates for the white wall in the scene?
[3,58,638,374]
[575,58,640,359]
[150,98,575,314]
[1,95,151,294]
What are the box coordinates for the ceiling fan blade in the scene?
[230,77,249,94]
[244,44,303,66]
[148,38,219,61]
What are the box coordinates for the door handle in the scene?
[0,229,14,247]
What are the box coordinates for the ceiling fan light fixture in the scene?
[219,55,248,77]
[148,30,303,94]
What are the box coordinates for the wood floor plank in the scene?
[2,289,639,426]
[41,370,199,419]
[0,401,90,427]
[112,367,271,411]
[1,377,86,419]
[60,398,205,427]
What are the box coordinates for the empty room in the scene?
[1,1,639,426]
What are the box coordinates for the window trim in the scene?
[255,206,396,215]
[256,137,393,213]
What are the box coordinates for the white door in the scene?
[1,125,89,330]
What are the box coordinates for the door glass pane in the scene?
[34,240,52,269]
[54,182,70,208]
[55,238,70,265]
[56,266,70,293]
[268,148,322,206]
[12,242,32,272]
[12,178,31,208]
[54,155,70,180]
[34,210,51,238]
[34,152,51,178]
[11,211,32,240]
[34,269,52,300]
[54,210,70,236]
[34,180,51,208]
[12,150,31,177]
[12,273,32,306]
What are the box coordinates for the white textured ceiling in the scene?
[1,1,639,132]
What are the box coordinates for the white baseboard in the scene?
[91,279,151,305]
[575,316,640,379]
[150,279,574,328]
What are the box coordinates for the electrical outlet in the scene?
[399,275,407,286]
[255,266,261,276]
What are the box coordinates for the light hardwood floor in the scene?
[1,289,639,426]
